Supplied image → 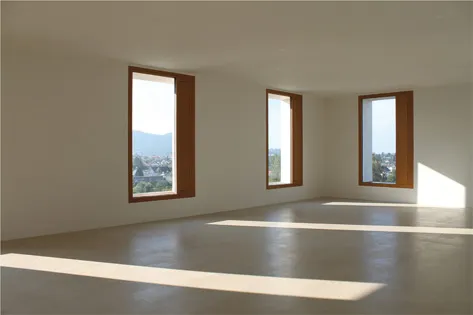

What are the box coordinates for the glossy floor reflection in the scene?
[2,199,473,314]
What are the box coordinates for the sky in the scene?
[371,98,396,154]
[268,97,290,149]
[132,77,175,135]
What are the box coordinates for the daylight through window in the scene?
[268,93,292,185]
[359,91,413,188]
[129,67,195,202]
[132,73,175,195]
[266,89,303,189]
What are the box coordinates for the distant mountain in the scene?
[132,131,172,156]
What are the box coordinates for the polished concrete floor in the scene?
[2,199,473,314]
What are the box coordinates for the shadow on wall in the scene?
[416,163,467,208]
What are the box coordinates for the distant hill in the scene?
[132,131,172,156]
[269,148,281,155]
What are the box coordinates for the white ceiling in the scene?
[2,1,472,95]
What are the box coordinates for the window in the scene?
[129,66,195,202]
[358,91,414,188]
[266,89,303,189]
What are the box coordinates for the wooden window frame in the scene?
[358,90,414,189]
[266,89,303,190]
[128,66,195,203]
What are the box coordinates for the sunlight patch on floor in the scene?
[0,254,384,300]
[323,201,418,207]
[209,220,473,235]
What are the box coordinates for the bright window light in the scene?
[362,97,396,184]
[268,93,292,185]
[132,72,176,197]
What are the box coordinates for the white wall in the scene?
[1,44,325,240]
[323,85,472,208]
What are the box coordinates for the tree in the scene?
[133,180,173,194]
[153,181,172,192]
[372,154,387,182]
[133,182,147,193]
[268,154,281,182]
[387,169,396,183]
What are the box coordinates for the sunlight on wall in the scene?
[209,220,473,235]
[0,254,384,300]
[417,163,466,208]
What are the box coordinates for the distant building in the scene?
[133,169,168,185]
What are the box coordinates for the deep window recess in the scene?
[266,89,303,189]
[358,91,413,189]
[129,66,195,202]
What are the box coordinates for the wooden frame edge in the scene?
[267,88,301,99]
[129,193,194,203]
[128,66,193,80]
[267,183,302,190]
[359,182,414,189]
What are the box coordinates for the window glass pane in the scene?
[268,93,292,185]
[132,73,176,196]
[362,96,396,184]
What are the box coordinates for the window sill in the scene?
[267,183,302,190]
[359,182,414,189]
[129,191,192,203]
